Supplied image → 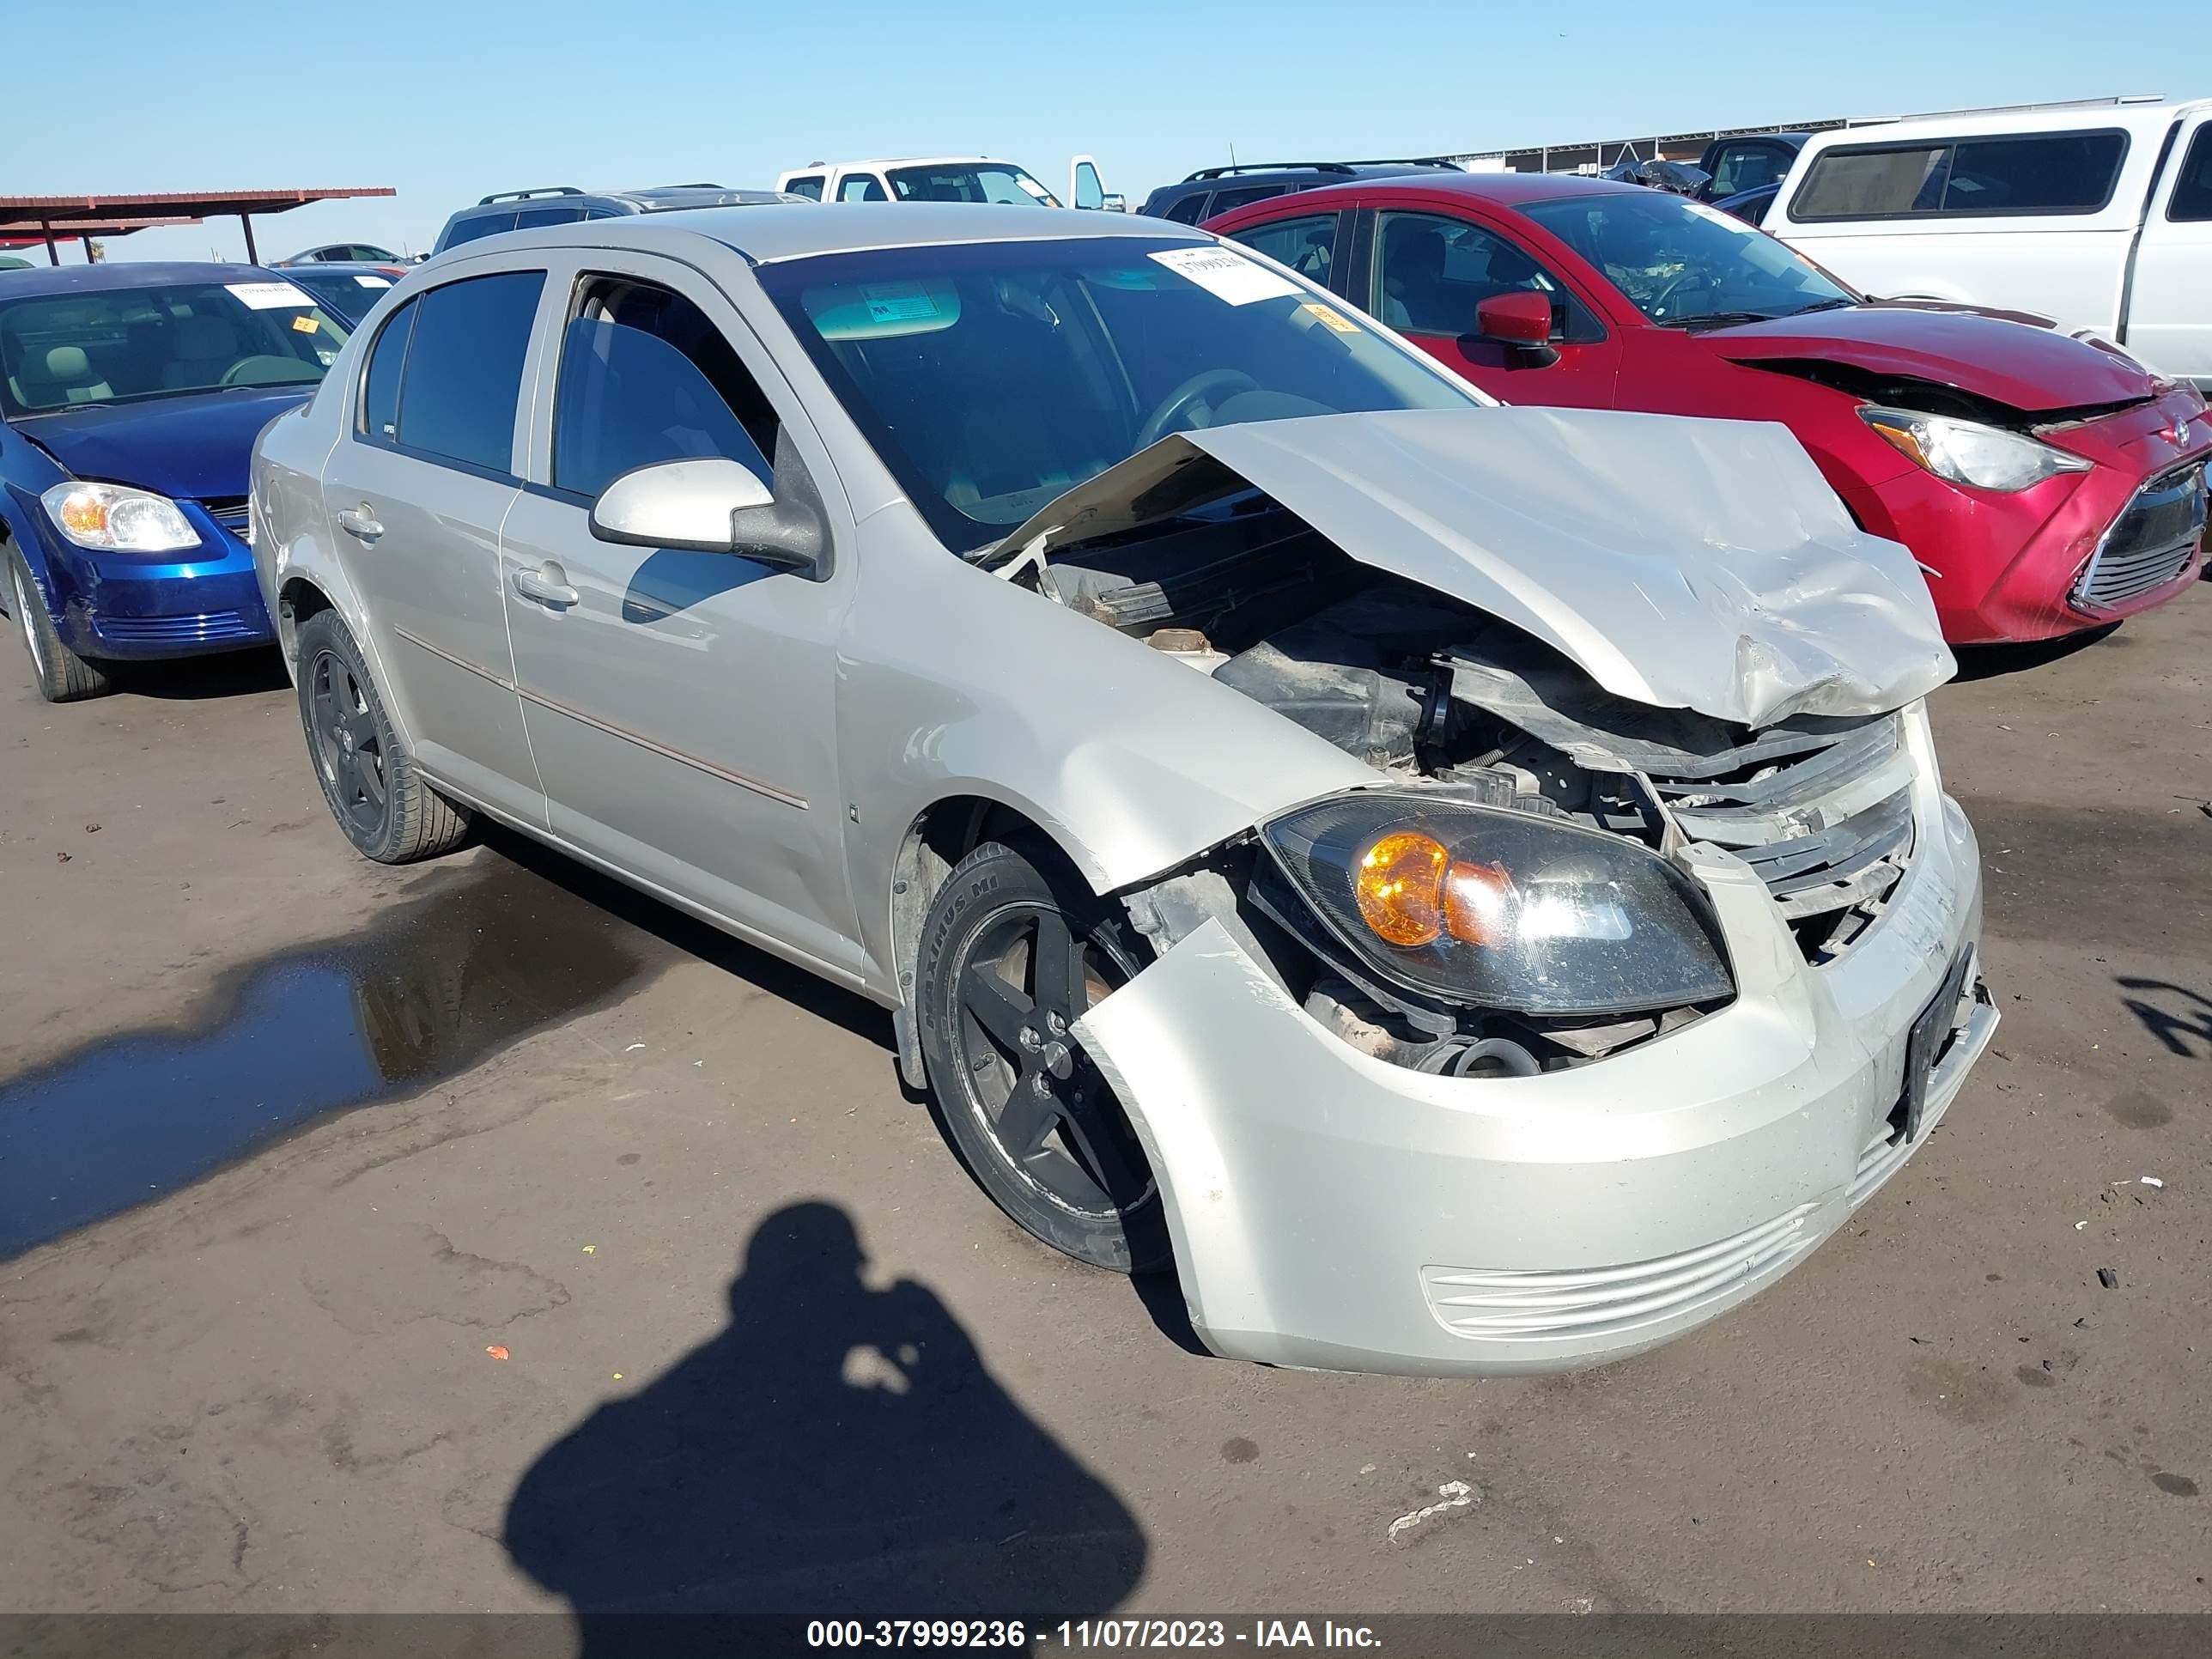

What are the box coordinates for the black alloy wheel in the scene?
[918,840,1170,1273]
[291,610,471,864]
[309,645,388,838]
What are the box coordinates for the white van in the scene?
[1770,98,2212,387]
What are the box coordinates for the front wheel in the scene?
[8,548,110,702]
[916,838,1171,1274]
[295,610,472,863]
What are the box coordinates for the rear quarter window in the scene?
[1791,129,2130,221]
[441,210,518,250]
[386,271,545,475]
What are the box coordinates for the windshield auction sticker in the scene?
[1150,246,1298,305]
[225,282,316,309]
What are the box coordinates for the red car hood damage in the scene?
[1710,303,2156,415]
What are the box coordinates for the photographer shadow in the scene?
[505,1202,1146,1645]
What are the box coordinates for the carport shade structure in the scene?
[0,217,206,262]
[0,187,395,265]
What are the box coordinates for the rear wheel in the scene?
[8,547,110,702]
[917,838,1170,1273]
[295,610,471,863]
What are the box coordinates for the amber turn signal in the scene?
[1353,830,1449,945]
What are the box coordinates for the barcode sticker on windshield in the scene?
[862,284,939,323]
[226,282,315,309]
[1150,246,1297,306]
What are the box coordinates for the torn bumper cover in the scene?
[1074,720,1996,1378]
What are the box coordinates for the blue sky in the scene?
[4,0,2176,264]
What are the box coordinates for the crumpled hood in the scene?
[1711,302,2154,413]
[994,405,1955,730]
[14,386,310,501]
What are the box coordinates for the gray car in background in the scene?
[430,185,803,255]
[251,204,1995,1377]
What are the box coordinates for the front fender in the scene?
[836,506,1376,991]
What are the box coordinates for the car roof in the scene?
[1218,171,1650,213]
[1175,161,1456,186]
[1798,97,2210,149]
[798,157,1014,173]
[440,201,1212,266]
[0,260,295,299]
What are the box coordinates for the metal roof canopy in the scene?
[0,186,392,264]
[0,216,204,254]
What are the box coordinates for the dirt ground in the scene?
[1,586,2207,1622]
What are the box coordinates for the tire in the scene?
[294,610,471,863]
[916,837,1171,1274]
[8,546,111,702]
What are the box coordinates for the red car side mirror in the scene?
[1475,290,1553,345]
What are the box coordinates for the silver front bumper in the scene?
[1075,720,1995,1378]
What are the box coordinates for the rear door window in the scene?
[515,205,587,228]
[552,275,776,499]
[1205,184,1290,218]
[1226,212,1341,286]
[442,210,517,248]
[389,271,544,475]
[1792,130,2129,220]
[1709,142,1791,198]
[2169,125,2212,222]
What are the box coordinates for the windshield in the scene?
[760,237,1483,550]
[886,163,1063,207]
[0,278,348,417]
[284,268,397,327]
[1520,191,1854,327]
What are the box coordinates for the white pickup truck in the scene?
[775,157,1123,212]
[1770,97,2212,388]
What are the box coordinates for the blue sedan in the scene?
[0,262,350,700]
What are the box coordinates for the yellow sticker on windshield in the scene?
[1300,301,1359,334]
[289,314,319,333]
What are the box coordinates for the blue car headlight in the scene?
[1261,792,1735,1017]
[40,482,199,553]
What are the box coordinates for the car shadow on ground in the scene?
[474,827,1213,1362]
[1949,623,2120,682]
[503,1200,1147,1644]
[477,823,897,1054]
[104,647,293,700]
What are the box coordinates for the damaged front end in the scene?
[996,407,1996,1375]
[994,406,1956,1073]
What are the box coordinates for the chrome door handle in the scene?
[335,506,384,542]
[514,564,580,608]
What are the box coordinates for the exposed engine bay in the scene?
[1022,495,1923,1076]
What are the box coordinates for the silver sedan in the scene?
[252,204,1994,1376]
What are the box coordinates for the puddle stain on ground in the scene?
[0,863,656,1259]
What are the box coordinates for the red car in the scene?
[1209,174,2209,644]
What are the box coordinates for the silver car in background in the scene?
[251,204,1996,1376]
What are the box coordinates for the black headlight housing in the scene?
[1260,792,1735,1018]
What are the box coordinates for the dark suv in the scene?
[1136,159,1462,224]
[431,185,798,255]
